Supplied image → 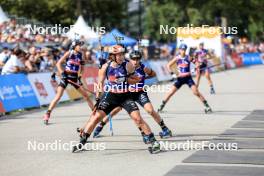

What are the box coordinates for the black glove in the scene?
[78,76,83,86]
[94,97,101,110]
[61,71,68,80]
[51,72,56,81]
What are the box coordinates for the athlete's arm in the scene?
[144,67,156,78]
[167,57,177,73]
[79,53,85,77]
[96,63,107,98]
[56,51,70,75]
[126,62,141,84]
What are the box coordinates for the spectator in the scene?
[39,49,55,72]
[0,46,11,71]
[1,48,28,75]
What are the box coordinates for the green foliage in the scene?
[0,0,263,41]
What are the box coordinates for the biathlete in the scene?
[43,40,94,125]
[193,42,215,94]
[93,50,172,140]
[73,45,160,153]
[158,44,212,113]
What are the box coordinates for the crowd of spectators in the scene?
[0,19,263,75]
[0,20,96,75]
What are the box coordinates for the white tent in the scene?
[67,15,98,40]
[0,6,9,23]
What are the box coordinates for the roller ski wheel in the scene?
[93,125,103,138]
[43,113,50,125]
[148,141,161,154]
[159,128,172,139]
[205,107,213,114]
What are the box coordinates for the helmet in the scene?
[108,45,125,54]
[179,43,187,50]
[71,40,84,49]
[129,50,142,60]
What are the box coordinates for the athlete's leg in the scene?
[48,86,65,112]
[83,110,106,135]
[205,70,213,86]
[195,72,202,88]
[205,70,215,94]
[158,85,178,112]
[43,86,65,124]
[190,85,211,109]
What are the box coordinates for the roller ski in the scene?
[148,141,161,154]
[72,132,89,153]
[205,106,213,114]
[43,111,51,125]
[159,127,172,138]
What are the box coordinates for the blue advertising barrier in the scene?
[240,52,263,66]
[0,74,40,112]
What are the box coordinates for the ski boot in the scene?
[72,133,89,153]
[93,125,104,138]
[43,112,50,125]
[205,106,213,114]
[159,127,172,138]
[143,134,152,144]
[210,86,216,94]
[148,141,161,154]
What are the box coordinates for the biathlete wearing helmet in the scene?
[59,49,84,89]
[194,48,209,74]
[173,54,196,89]
[129,51,151,107]
[97,46,139,115]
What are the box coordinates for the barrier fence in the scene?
[0,52,263,113]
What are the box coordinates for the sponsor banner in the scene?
[240,52,262,66]
[82,65,98,93]
[0,74,40,112]
[142,61,158,85]
[27,73,69,105]
[148,60,172,81]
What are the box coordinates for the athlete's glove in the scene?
[61,71,68,80]
[51,72,56,82]
[78,76,83,86]
[94,97,101,110]
[170,72,177,79]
